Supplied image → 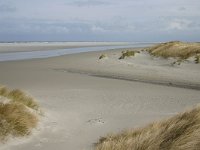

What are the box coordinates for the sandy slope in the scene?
[0,47,200,150]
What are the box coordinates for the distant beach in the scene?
[0,42,154,62]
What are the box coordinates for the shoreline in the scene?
[0,46,146,62]
[0,42,133,53]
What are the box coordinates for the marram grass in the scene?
[0,86,40,142]
[119,50,135,59]
[0,102,38,140]
[8,89,39,111]
[99,54,107,59]
[96,105,200,150]
[0,86,39,110]
[146,41,200,61]
[195,55,200,64]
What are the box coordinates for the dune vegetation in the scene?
[119,50,135,59]
[99,54,107,60]
[195,55,200,64]
[95,105,200,150]
[0,86,40,142]
[146,41,200,61]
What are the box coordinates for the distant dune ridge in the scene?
[95,105,200,150]
[146,41,200,60]
[0,86,40,142]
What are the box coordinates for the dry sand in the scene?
[0,45,200,150]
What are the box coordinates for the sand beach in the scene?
[0,43,200,150]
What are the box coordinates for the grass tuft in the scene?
[171,59,183,66]
[8,89,39,111]
[95,105,200,150]
[0,85,40,142]
[195,55,200,64]
[99,54,107,60]
[0,86,9,96]
[119,50,135,59]
[0,103,38,140]
[0,87,39,111]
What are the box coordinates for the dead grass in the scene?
[0,86,39,110]
[0,85,40,142]
[146,41,200,60]
[119,50,135,59]
[95,105,200,150]
[0,102,38,141]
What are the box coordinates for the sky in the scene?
[0,0,199,42]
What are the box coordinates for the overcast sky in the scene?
[0,0,199,42]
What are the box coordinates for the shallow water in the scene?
[0,43,154,62]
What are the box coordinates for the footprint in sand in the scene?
[87,118,105,125]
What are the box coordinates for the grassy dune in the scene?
[119,50,135,59]
[146,41,200,60]
[0,86,40,142]
[95,105,200,150]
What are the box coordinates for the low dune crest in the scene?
[146,41,200,61]
[96,104,200,150]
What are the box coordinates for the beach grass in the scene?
[195,55,200,64]
[146,41,200,60]
[8,89,39,111]
[0,86,40,141]
[119,50,135,59]
[95,105,200,150]
[99,54,107,59]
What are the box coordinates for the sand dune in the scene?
[146,41,200,60]
[0,44,199,150]
[96,105,200,150]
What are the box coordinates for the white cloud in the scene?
[0,20,70,34]
[66,0,111,7]
[0,4,16,13]
[91,25,106,33]
[166,19,192,30]
[0,0,200,41]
